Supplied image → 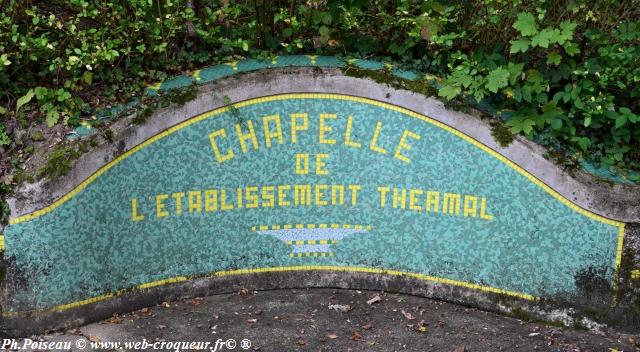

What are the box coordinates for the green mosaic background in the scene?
[3,95,621,314]
[67,55,639,184]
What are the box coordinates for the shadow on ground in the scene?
[23,289,640,351]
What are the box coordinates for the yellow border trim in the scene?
[4,93,626,308]
[7,93,626,229]
[611,224,627,306]
[2,265,536,318]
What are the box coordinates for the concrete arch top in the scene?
[1,66,639,336]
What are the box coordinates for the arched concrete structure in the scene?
[1,66,639,335]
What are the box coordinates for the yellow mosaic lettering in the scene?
[369,122,387,154]
[331,185,345,205]
[204,189,218,212]
[235,120,259,153]
[344,115,361,148]
[131,198,144,221]
[220,189,234,210]
[295,153,309,175]
[443,193,462,215]
[261,186,275,208]
[245,186,259,209]
[315,184,328,206]
[392,188,407,209]
[188,191,202,213]
[394,130,421,163]
[208,129,234,162]
[480,197,494,221]
[426,191,440,213]
[290,113,308,143]
[263,114,284,147]
[348,184,361,206]
[278,185,291,206]
[409,189,423,212]
[377,186,390,208]
[236,187,243,209]
[172,192,185,215]
[294,184,312,206]
[316,153,329,175]
[156,194,169,218]
[319,114,337,144]
[463,195,478,218]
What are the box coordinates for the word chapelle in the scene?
[208,112,421,163]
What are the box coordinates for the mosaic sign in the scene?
[3,94,625,317]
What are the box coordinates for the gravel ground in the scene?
[14,289,640,352]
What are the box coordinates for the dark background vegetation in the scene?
[0,0,639,191]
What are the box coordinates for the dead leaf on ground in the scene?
[89,336,100,343]
[350,331,363,341]
[416,320,427,333]
[453,343,467,352]
[105,314,123,324]
[453,343,468,352]
[327,333,338,339]
[328,304,351,313]
[367,295,382,305]
[296,339,306,346]
[188,297,205,306]
[401,309,415,320]
[362,323,373,330]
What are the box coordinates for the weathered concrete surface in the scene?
[2,270,531,336]
[14,289,640,352]
[7,67,640,222]
[2,67,639,337]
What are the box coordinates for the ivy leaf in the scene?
[438,84,462,100]
[507,116,536,134]
[513,12,538,36]
[82,71,93,85]
[531,29,555,48]
[558,21,577,43]
[506,62,524,85]
[546,52,562,66]
[16,89,35,113]
[572,136,591,151]
[550,118,563,129]
[485,67,510,93]
[509,39,530,54]
[319,26,330,37]
[563,42,580,56]
[0,53,11,67]
[46,109,60,127]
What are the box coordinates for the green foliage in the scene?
[0,183,10,225]
[341,65,438,98]
[490,121,515,148]
[0,0,638,176]
[433,3,639,176]
[37,144,84,181]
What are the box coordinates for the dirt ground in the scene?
[16,289,640,352]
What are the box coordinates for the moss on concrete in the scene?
[12,170,34,185]
[490,121,515,148]
[341,65,438,98]
[37,144,84,181]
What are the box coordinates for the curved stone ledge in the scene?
[7,67,640,222]
[1,67,639,336]
[0,269,540,337]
